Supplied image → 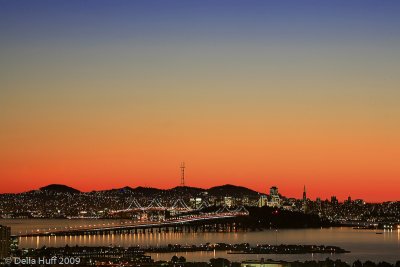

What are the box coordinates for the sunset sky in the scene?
[1,1,399,202]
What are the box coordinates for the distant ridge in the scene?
[207,184,259,197]
[28,183,261,197]
[40,184,80,194]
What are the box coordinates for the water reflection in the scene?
[397,229,400,244]
[16,228,400,263]
[19,229,398,249]
[1,219,399,263]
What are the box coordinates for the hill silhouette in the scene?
[31,183,261,197]
[40,184,80,194]
[207,184,259,197]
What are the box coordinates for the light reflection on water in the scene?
[1,219,399,263]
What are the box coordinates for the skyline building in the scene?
[270,186,279,196]
[331,196,339,205]
[302,185,308,213]
[259,194,268,207]
[268,186,281,207]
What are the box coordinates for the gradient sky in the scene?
[1,1,400,202]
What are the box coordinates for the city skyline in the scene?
[1,1,400,202]
[0,180,395,204]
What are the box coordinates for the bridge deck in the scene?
[15,212,248,237]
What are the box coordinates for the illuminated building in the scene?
[270,186,278,196]
[224,197,233,207]
[267,186,281,207]
[259,195,268,207]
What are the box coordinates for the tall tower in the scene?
[302,185,307,213]
[180,162,185,187]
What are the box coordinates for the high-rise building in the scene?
[268,186,281,207]
[0,225,11,259]
[258,195,268,207]
[270,186,279,196]
[315,197,322,211]
[302,186,308,213]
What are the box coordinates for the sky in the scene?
[1,1,400,202]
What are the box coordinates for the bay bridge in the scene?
[110,197,200,214]
[16,198,250,238]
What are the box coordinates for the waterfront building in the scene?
[10,237,19,255]
[0,225,11,259]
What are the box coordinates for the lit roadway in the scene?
[15,212,249,237]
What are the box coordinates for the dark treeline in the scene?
[198,205,328,228]
[290,259,400,267]
[177,258,400,267]
[245,206,328,228]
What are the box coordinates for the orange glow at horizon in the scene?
[1,3,400,202]
[1,110,399,202]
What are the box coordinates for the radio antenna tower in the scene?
[180,162,185,186]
